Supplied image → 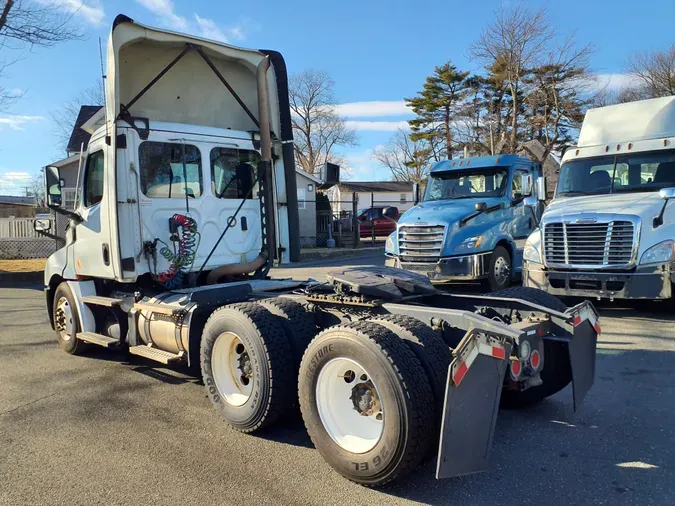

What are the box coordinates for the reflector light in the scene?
[573,315,582,327]
[511,360,521,377]
[453,361,469,386]
[491,346,505,360]
[530,350,540,369]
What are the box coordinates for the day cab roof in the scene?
[430,154,531,174]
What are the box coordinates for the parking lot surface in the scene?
[1,253,674,505]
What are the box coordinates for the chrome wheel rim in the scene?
[211,332,253,407]
[54,296,74,341]
[494,256,511,286]
[316,357,384,454]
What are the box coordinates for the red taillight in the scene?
[510,359,522,378]
[530,350,541,369]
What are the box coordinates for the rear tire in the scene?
[368,314,451,423]
[256,298,316,362]
[298,321,435,487]
[491,287,572,408]
[200,303,295,433]
[53,282,86,355]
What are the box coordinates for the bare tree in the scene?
[626,44,675,99]
[49,84,104,151]
[523,36,595,161]
[289,69,357,176]
[0,0,83,110]
[374,129,434,184]
[469,4,554,152]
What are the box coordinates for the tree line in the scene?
[374,4,675,184]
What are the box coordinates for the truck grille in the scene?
[544,220,636,267]
[398,225,446,262]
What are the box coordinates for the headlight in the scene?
[385,234,395,253]
[523,229,542,264]
[454,236,482,252]
[523,241,541,264]
[640,240,675,265]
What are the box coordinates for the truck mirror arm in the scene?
[653,200,669,228]
[48,204,83,223]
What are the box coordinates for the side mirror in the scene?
[45,166,62,207]
[382,206,399,221]
[523,196,538,208]
[34,218,51,233]
[536,176,547,201]
[413,183,420,205]
[659,187,675,200]
[521,174,533,197]
[475,202,487,212]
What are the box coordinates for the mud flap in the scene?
[568,302,600,411]
[436,330,512,479]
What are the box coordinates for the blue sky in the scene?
[1,0,674,194]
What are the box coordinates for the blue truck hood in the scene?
[400,198,503,224]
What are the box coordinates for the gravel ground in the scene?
[1,254,673,505]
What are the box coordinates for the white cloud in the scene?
[346,120,410,132]
[136,0,188,31]
[194,14,227,43]
[342,147,391,181]
[137,1,250,41]
[0,115,44,131]
[0,171,33,195]
[337,101,411,118]
[591,73,640,91]
[37,0,105,25]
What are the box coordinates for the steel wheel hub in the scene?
[212,332,253,407]
[494,256,511,285]
[316,357,384,453]
[55,296,74,340]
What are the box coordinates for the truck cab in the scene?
[385,155,546,290]
[523,96,675,300]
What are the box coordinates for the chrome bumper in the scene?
[523,262,675,299]
[385,252,491,283]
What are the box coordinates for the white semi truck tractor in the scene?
[35,15,600,487]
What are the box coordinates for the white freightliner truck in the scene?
[523,97,675,300]
[35,15,600,487]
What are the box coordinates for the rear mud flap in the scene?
[568,303,600,411]
[436,330,512,479]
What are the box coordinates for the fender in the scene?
[65,280,97,333]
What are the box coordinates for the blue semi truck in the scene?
[385,155,547,290]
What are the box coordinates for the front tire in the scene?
[53,282,85,355]
[200,303,295,433]
[488,245,512,291]
[298,321,434,487]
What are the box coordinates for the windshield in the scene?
[424,168,507,202]
[558,149,675,196]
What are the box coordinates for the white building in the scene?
[329,181,415,215]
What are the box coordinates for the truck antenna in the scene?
[98,37,110,143]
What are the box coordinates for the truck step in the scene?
[81,295,124,307]
[134,302,185,316]
[76,332,119,347]
[128,345,183,364]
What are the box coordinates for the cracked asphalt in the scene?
[1,253,674,505]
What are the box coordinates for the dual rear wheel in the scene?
[200,302,452,487]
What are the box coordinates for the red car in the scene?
[357,206,399,237]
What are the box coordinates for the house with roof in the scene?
[329,181,415,215]
[0,195,36,218]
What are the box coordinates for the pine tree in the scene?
[405,62,470,160]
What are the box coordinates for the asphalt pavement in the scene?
[1,252,674,505]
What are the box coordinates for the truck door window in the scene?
[83,150,105,207]
[211,148,259,199]
[139,141,202,198]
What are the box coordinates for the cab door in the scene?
[509,167,536,271]
[71,137,116,278]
